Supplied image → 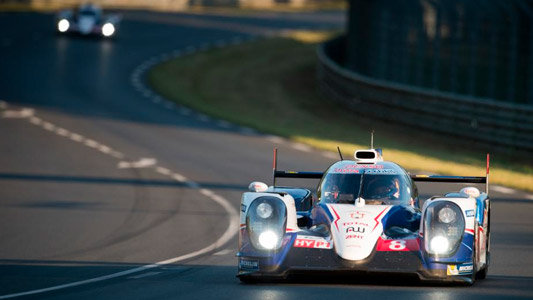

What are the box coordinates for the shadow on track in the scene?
[0,172,248,191]
[1,262,533,300]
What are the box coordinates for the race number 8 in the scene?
[389,240,406,250]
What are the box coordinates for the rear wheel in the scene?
[476,251,489,279]
[477,207,490,280]
[469,243,477,285]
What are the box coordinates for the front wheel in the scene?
[238,275,258,284]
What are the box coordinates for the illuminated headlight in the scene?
[102,23,115,37]
[258,231,278,249]
[424,202,464,256]
[58,19,70,32]
[256,202,273,219]
[430,236,450,254]
[246,197,287,251]
[438,207,456,223]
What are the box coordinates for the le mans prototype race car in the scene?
[56,3,120,37]
[237,148,491,285]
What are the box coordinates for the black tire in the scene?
[477,206,490,280]
[476,232,490,280]
[469,243,477,285]
[476,251,489,280]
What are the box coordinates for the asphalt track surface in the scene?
[1,10,532,300]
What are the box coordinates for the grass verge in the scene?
[0,2,345,13]
[147,31,533,193]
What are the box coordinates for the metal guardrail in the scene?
[344,0,533,107]
[317,36,533,153]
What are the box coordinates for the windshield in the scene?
[318,172,412,206]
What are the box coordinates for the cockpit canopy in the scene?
[318,161,415,206]
[78,4,102,17]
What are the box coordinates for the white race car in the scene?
[238,148,491,285]
[56,3,120,37]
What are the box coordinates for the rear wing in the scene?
[410,154,490,195]
[272,148,322,186]
[272,148,490,195]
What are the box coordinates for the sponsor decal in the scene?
[333,164,386,173]
[333,168,360,174]
[351,164,383,169]
[293,235,332,249]
[376,238,420,251]
[346,226,365,233]
[337,164,384,170]
[447,263,474,276]
[465,209,475,217]
[342,221,370,227]
[350,211,366,219]
[345,234,364,240]
[364,169,397,174]
[241,204,247,212]
[334,168,396,174]
[239,259,259,270]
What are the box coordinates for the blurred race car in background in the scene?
[237,148,491,285]
[56,3,120,37]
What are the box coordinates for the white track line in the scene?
[29,116,42,125]
[322,151,339,159]
[1,108,34,118]
[55,127,69,137]
[69,133,84,142]
[265,135,283,144]
[84,139,100,148]
[155,166,172,175]
[110,151,125,160]
[171,173,187,182]
[0,105,239,299]
[127,272,161,279]
[291,143,312,152]
[213,249,234,256]
[492,185,516,195]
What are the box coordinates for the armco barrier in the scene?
[317,36,533,153]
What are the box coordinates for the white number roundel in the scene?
[389,240,406,250]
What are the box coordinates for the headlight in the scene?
[58,19,70,32]
[424,202,464,256]
[258,231,278,249]
[256,202,273,219]
[246,197,286,251]
[430,236,450,254]
[102,23,115,37]
[438,207,456,223]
